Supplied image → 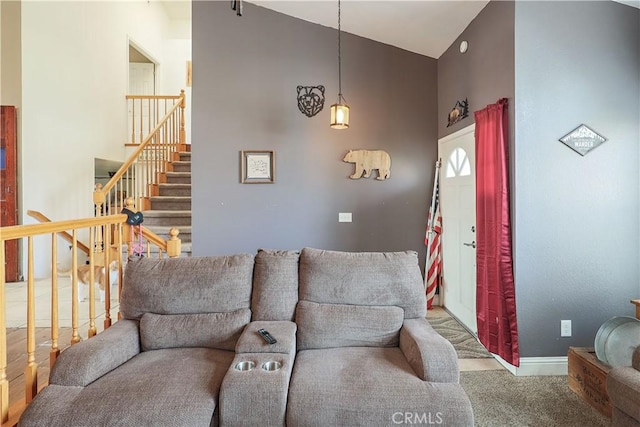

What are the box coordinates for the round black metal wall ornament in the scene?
[297,85,325,118]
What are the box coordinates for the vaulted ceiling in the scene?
[250,1,489,58]
[163,0,639,58]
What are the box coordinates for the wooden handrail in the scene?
[0,91,188,424]
[93,90,186,253]
[0,212,182,424]
[137,226,167,251]
[0,214,127,424]
[26,210,92,256]
[125,94,182,100]
[1,215,127,240]
[97,93,184,198]
[120,198,181,258]
[127,226,181,258]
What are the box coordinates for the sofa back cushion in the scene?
[251,249,299,321]
[296,301,404,350]
[140,309,251,351]
[298,247,427,319]
[121,255,254,320]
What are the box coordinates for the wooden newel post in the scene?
[167,228,181,258]
[179,89,186,144]
[93,183,106,254]
[93,183,105,208]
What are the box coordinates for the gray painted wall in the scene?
[437,1,514,139]
[192,0,639,359]
[192,2,438,269]
[514,1,640,357]
[436,0,517,281]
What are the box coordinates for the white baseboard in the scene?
[493,353,568,376]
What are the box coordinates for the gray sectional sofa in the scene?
[607,344,640,426]
[19,247,474,426]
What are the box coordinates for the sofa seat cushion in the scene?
[296,301,404,350]
[20,348,235,427]
[140,309,251,351]
[287,347,474,426]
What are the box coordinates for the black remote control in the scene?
[257,328,277,345]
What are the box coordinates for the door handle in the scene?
[463,241,476,249]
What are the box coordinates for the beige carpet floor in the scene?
[461,370,609,426]
[428,307,610,426]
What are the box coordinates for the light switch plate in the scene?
[338,213,352,223]
[561,320,572,337]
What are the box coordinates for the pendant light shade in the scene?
[331,0,349,129]
[330,99,349,129]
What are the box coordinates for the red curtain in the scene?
[474,98,520,367]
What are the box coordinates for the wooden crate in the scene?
[568,347,611,418]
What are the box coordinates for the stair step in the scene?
[143,210,191,217]
[165,172,191,184]
[145,226,192,243]
[150,196,191,211]
[159,183,191,197]
[179,151,191,161]
[171,161,191,173]
[143,210,192,226]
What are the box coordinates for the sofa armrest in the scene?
[400,318,459,383]
[235,321,296,356]
[49,319,141,387]
[607,365,640,421]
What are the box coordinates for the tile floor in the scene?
[5,275,120,339]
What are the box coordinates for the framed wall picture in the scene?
[241,150,275,184]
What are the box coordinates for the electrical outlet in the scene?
[560,320,572,337]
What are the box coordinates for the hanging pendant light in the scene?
[330,0,349,129]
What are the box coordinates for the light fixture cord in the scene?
[337,0,342,101]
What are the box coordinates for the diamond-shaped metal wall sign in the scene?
[559,124,607,156]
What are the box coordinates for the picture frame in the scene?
[241,150,275,184]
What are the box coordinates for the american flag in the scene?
[425,165,442,309]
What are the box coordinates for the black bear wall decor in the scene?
[297,85,325,118]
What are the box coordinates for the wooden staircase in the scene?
[93,91,189,258]
[144,149,192,255]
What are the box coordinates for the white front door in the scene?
[438,124,477,332]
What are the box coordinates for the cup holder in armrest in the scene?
[234,361,255,371]
[262,361,282,371]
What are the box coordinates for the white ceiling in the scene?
[250,1,489,58]
[165,0,640,58]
